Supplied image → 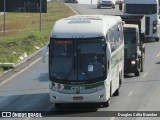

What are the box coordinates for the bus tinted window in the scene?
[49,38,106,82]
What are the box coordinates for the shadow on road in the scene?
[124,74,135,78]
[156,61,160,64]
[90,7,113,9]
[34,73,49,82]
[44,102,100,116]
[0,93,50,111]
[0,92,100,117]
[43,103,100,117]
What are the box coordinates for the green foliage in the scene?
[0,1,75,73]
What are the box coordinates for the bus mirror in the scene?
[42,43,49,63]
[119,3,122,10]
[122,21,125,26]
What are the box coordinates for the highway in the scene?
[0,3,160,120]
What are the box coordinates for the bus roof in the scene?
[50,15,122,38]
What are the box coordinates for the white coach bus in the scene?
[42,15,124,108]
[121,0,160,41]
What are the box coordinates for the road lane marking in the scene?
[110,117,115,120]
[142,72,148,78]
[127,91,133,97]
[156,53,160,58]
[25,117,30,120]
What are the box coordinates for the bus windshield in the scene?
[124,31,136,44]
[49,37,106,83]
[126,4,157,14]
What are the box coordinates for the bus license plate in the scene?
[73,96,83,100]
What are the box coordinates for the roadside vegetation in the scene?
[0,1,75,73]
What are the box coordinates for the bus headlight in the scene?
[131,60,136,65]
[92,85,105,92]
[153,20,157,33]
[153,27,157,30]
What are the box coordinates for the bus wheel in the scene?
[113,88,119,96]
[112,5,115,9]
[140,57,144,72]
[102,99,110,107]
[135,71,140,76]
[55,103,62,109]
[155,38,159,42]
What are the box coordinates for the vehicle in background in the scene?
[97,0,116,9]
[120,15,145,76]
[64,0,78,3]
[119,0,160,42]
[123,24,145,76]
[42,15,124,108]
[116,0,124,4]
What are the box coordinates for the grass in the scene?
[0,1,75,73]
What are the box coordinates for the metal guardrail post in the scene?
[3,0,6,35]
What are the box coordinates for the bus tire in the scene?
[113,88,119,96]
[135,71,140,76]
[140,57,144,72]
[55,103,62,109]
[119,72,122,86]
[102,99,110,107]
[155,38,159,42]
[112,5,115,9]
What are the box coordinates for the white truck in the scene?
[119,0,160,42]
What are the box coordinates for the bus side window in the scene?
[115,25,120,48]
[109,29,118,52]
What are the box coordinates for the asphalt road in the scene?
[0,3,160,120]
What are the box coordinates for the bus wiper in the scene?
[81,67,90,80]
[80,60,90,80]
[64,55,76,80]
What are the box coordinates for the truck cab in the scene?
[119,0,160,42]
[123,24,144,76]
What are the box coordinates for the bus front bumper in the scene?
[49,89,108,104]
